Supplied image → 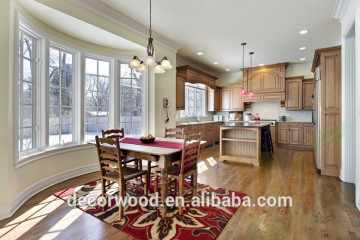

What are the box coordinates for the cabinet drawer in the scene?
[262,93,285,101]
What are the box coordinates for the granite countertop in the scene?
[220,122,271,128]
[277,120,312,123]
[176,121,224,126]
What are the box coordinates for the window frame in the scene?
[119,62,147,137]
[48,45,76,147]
[84,55,112,141]
[180,83,206,118]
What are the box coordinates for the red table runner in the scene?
[119,137,183,150]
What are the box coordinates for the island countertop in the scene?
[220,122,271,128]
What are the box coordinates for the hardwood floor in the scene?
[0,146,359,239]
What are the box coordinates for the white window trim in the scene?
[180,83,206,118]
[14,14,149,167]
[118,62,148,137]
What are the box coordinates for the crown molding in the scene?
[64,0,180,53]
[287,62,312,70]
[333,0,351,22]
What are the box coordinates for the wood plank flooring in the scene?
[0,146,359,239]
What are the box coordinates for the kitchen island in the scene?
[219,122,271,166]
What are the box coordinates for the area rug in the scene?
[54,178,246,240]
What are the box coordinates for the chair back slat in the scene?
[180,132,201,174]
[102,129,125,139]
[96,136,124,181]
[165,127,184,139]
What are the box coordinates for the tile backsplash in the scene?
[241,101,312,121]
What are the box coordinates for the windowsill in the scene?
[16,143,95,168]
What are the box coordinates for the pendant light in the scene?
[129,0,172,74]
[241,43,247,96]
[249,52,255,98]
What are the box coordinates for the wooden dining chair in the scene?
[165,127,184,139]
[154,132,201,215]
[102,129,141,169]
[95,136,149,219]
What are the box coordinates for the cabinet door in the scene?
[302,79,314,110]
[262,71,279,92]
[220,88,231,111]
[289,126,303,145]
[278,126,290,144]
[230,85,244,111]
[207,87,215,112]
[270,126,277,147]
[214,88,220,111]
[303,124,313,146]
[250,72,262,93]
[286,78,303,110]
[176,75,186,110]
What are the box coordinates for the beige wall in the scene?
[0,0,177,210]
[0,0,11,205]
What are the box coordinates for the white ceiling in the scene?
[18,0,145,52]
[99,0,340,75]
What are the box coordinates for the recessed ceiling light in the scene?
[300,58,306,61]
[214,62,218,65]
[299,47,307,50]
[225,69,230,71]
[259,64,264,66]
[299,30,309,35]
[197,52,204,56]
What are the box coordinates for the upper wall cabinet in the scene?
[176,65,217,89]
[230,84,244,111]
[302,78,314,110]
[176,73,186,110]
[285,76,303,110]
[241,62,288,102]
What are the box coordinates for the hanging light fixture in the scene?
[129,0,172,74]
[249,52,255,98]
[241,43,247,95]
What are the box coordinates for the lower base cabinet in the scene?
[277,123,312,147]
[177,122,223,147]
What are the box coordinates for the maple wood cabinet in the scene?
[303,123,313,146]
[177,122,223,147]
[220,88,231,111]
[176,65,217,88]
[176,73,186,110]
[241,62,288,102]
[230,84,244,111]
[208,87,220,112]
[302,79,314,110]
[285,77,303,110]
[277,123,304,145]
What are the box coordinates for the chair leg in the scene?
[101,178,107,212]
[119,182,125,219]
[145,172,149,196]
[178,175,184,215]
[106,180,111,191]
[192,171,198,197]
[147,161,152,183]
[154,173,159,195]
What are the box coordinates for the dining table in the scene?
[90,137,206,216]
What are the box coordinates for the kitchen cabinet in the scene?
[177,65,217,88]
[277,123,304,145]
[285,77,303,110]
[303,123,313,146]
[208,87,221,112]
[203,125,214,147]
[230,84,244,111]
[270,125,277,147]
[220,88,231,111]
[177,122,224,147]
[302,79,314,110]
[176,73,186,110]
[312,46,341,177]
[278,124,290,144]
[241,62,288,102]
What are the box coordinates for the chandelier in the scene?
[128,0,172,74]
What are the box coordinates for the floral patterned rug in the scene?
[54,178,246,240]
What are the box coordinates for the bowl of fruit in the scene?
[140,134,155,143]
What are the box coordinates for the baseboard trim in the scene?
[0,164,98,220]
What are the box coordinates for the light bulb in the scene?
[154,64,165,74]
[144,55,155,66]
[160,58,172,70]
[249,92,254,98]
[129,56,140,68]
[136,63,147,73]
[241,89,247,95]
